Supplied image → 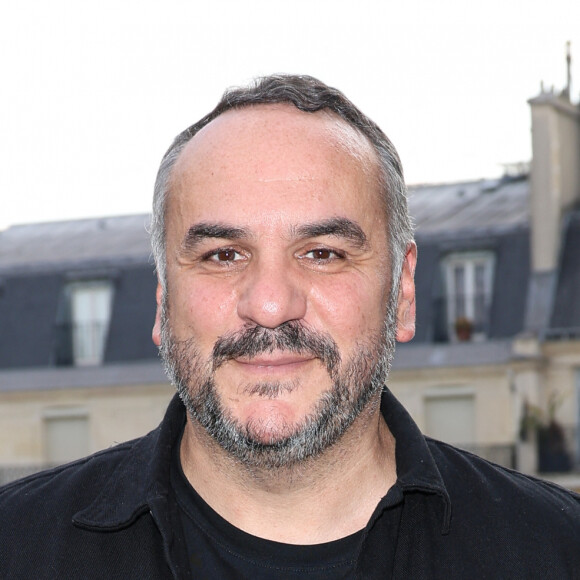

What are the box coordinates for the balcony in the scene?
[0,464,54,486]
[537,425,579,474]
[432,296,491,343]
[460,444,516,469]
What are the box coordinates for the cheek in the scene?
[308,275,388,338]
[170,278,238,338]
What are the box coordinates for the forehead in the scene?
[167,104,383,232]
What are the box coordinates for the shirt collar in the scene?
[379,387,451,533]
[73,394,185,530]
[73,389,451,533]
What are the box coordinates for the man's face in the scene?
[153,104,415,468]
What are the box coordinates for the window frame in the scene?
[443,251,495,341]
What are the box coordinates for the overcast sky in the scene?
[1,0,578,230]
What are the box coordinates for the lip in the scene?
[234,354,316,369]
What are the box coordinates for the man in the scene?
[1,75,579,578]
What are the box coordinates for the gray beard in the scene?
[159,304,396,470]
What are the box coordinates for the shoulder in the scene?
[0,437,139,520]
[0,418,165,531]
[427,437,580,531]
[393,439,580,577]
[0,429,176,578]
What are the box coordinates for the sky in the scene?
[1,0,578,230]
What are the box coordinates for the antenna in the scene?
[565,41,572,100]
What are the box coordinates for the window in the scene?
[70,281,113,365]
[55,280,114,366]
[443,252,494,341]
[424,393,475,446]
[44,409,90,465]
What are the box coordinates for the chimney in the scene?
[524,45,580,333]
[528,90,580,272]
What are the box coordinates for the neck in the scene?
[179,395,397,544]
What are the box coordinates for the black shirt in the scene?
[2,390,580,579]
[172,433,373,579]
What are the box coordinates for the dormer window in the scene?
[55,280,114,366]
[443,252,494,341]
[70,281,113,365]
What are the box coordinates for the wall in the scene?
[0,382,174,469]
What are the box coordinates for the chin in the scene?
[239,401,304,444]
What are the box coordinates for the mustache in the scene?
[211,320,341,376]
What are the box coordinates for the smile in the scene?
[233,354,316,373]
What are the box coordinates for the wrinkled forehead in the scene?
[167,104,382,204]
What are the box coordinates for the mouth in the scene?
[233,353,316,373]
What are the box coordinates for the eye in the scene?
[216,249,238,262]
[204,248,244,263]
[303,248,344,261]
[307,248,332,260]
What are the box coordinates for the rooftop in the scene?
[408,175,529,238]
[0,175,531,275]
[0,214,153,274]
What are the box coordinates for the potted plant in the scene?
[519,395,571,473]
[454,316,473,341]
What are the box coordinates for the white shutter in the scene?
[44,414,89,464]
[425,395,475,445]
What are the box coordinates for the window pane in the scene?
[474,264,487,328]
[444,253,494,340]
[474,263,486,292]
[453,265,466,318]
[71,282,113,365]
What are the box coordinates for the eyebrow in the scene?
[182,222,250,251]
[294,217,369,249]
[181,217,369,251]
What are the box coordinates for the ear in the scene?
[396,242,417,343]
[152,283,163,347]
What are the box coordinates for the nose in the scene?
[236,258,308,328]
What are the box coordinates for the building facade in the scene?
[390,84,580,490]
[1,85,579,488]
[0,216,173,484]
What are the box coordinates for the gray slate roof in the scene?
[0,216,159,369]
[0,214,153,274]
[0,176,531,274]
[409,176,529,238]
[5,173,574,375]
[550,211,580,335]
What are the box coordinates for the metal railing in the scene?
[3,434,576,487]
[432,297,491,343]
[458,444,516,469]
[0,464,56,486]
[537,426,579,474]
[0,447,517,487]
[54,321,108,366]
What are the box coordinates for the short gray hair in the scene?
[151,74,414,293]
